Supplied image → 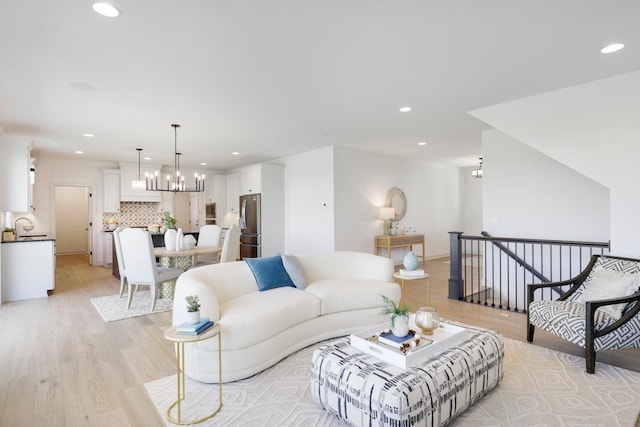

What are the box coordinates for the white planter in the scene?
[392,314,409,337]
[185,311,200,324]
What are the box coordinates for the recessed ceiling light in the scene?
[232,152,240,155]
[601,43,625,54]
[417,141,427,146]
[200,162,207,166]
[74,150,84,154]
[143,157,151,160]
[92,2,121,18]
[83,133,95,138]
[399,106,412,113]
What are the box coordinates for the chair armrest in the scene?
[527,256,598,306]
[586,291,640,339]
[527,279,582,306]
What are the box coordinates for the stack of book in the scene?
[176,317,213,336]
[399,269,425,277]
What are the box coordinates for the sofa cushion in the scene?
[245,255,295,291]
[281,254,307,289]
[528,300,621,350]
[305,279,399,315]
[218,287,320,349]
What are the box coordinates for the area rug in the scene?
[144,338,640,427]
[90,291,173,322]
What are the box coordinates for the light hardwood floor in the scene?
[0,255,638,426]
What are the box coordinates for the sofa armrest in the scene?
[172,272,221,326]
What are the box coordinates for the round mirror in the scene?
[385,187,407,222]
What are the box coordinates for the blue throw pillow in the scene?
[245,255,295,292]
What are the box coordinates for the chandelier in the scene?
[145,124,205,192]
[471,157,483,178]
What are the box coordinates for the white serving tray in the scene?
[350,315,467,369]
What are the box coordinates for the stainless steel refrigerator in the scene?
[238,193,261,259]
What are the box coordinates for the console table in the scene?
[376,234,425,262]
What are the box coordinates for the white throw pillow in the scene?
[281,254,307,289]
[581,267,640,319]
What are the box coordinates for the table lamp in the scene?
[379,207,395,235]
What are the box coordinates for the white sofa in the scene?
[172,251,401,383]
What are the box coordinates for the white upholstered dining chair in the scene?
[195,225,222,265]
[118,228,183,312]
[219,225,240,263]
[112,227,129,298]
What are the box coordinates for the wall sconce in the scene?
[379,207,395,236]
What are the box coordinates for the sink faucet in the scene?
[13,217,32,234]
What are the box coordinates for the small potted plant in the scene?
[163,211,177,230]
[381,295,411,337]
[2,228,15,241]
[185,295,201,324]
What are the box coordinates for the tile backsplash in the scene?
[102,202,164,229]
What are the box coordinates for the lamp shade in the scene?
[379,207,395,220]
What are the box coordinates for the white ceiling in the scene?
[1,0,639,171]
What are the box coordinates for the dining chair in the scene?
[112,227,130,297]
[219,225,240,263]
[195,225,222,265]
[118,228,183,311]
[198,225,222,247]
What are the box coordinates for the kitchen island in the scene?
[1,235,56,303]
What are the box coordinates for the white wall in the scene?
[471,70,640,256]
[31,157,115,265]
[460,167,483,235]
[283,145,463,261]
[282,146,335,254]
[482,129,610,242]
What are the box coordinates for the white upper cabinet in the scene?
[118,162,161,202]
[226,173,240,212]
[240,166,261,195]
[102,168,121,212]
[0,139,30,213]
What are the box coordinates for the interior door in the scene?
[190,193,200,230]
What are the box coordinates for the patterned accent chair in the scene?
[527,255,640,373]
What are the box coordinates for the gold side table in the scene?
[164,324,222,425]
[393,272,430,307]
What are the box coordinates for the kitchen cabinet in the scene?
[226,173,240,212]
[255,164,285,257]
[240,166,261,194]
[103,232,113,266]
[1,239,55,302]
[102,168,121,212]
[159,191,173,213]
[118,162,162,202]
[0,138,31,213]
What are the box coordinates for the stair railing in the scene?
[448,231,610,312]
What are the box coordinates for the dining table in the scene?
[154,245,222,270]
[154,246,222,298]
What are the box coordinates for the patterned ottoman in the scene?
[310,322,504,426]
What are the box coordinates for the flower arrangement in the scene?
[163,212,177,229]
[380,294,410,328]
[185,295,200,313]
